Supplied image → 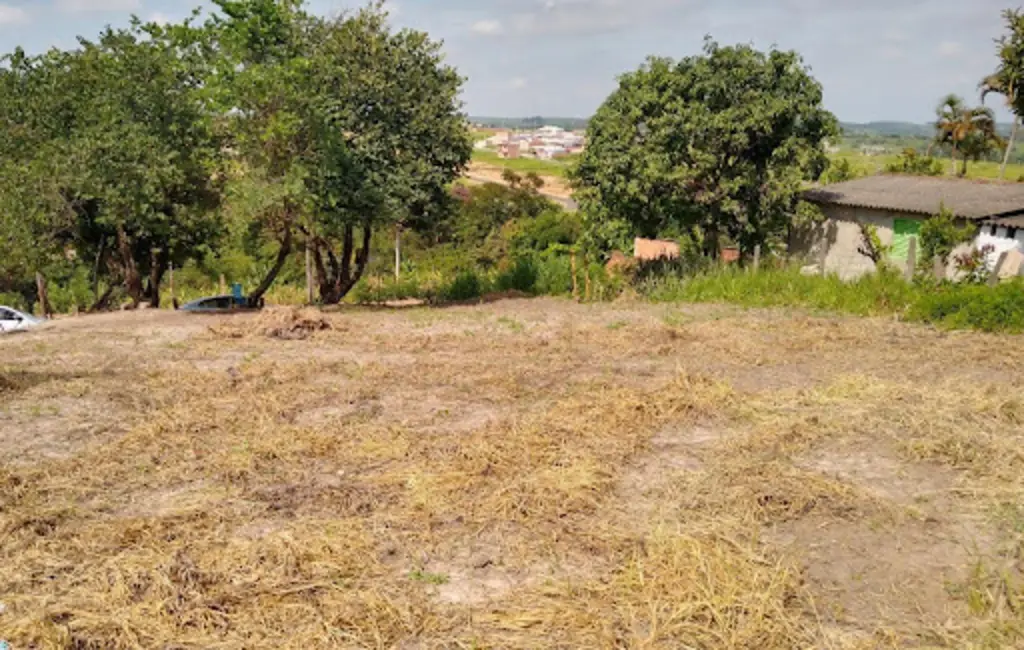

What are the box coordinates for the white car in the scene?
[0,306,44,333]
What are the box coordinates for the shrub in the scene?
[442,270,485,302]
[534,252,575,296]
[909,280,1024,332]
[495,257,538,294]
[0,290,27,311]
[920,204,977,268]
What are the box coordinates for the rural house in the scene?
[797,175,1024,280]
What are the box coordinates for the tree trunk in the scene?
[248,225,292,307]
[35,272,52,318]
[316,221,374,304]
[950,143,958,176]
[1000,118,1019,180]
[116,226,144,307]
[146,249,167,309]
[89,285,116,313]
[92,236,106,304]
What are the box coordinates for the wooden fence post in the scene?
[989,251,1010,286]
[904,238,917,282]
[219,274,227,295]
[752,244,761,273]
[817,241,828,276]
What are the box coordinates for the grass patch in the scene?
[471,149,574,178]
[643,266,1024,333]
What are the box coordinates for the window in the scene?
[890,218,921,262]
[0,308,16,320]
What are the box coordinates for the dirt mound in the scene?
[214,306,332,340]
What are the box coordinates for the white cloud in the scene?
[471,19,503,35]
[0,4,30,25]
[938,40,964,57]
[56,0,140,13]
[510,77,528,89]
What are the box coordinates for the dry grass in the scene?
[1,299,1023,648]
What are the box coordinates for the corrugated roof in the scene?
[988,215,1024,229]
[803,174,1024,220]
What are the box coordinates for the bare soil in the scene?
[2,299,1023,648]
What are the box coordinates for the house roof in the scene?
[803,175,1024,220]
[988,215,1024,229]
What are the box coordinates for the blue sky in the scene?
[0,0,1017,122]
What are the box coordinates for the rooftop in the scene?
[803,175,1024,220]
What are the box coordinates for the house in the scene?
[798,175,1024,280]
[497,142,521,159]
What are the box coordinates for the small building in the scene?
[798,175,1024,280]
[497,142,521,159]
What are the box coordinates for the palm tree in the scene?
[934,95,1001,177]
[980,73,1018,179]
[981,9,1024,179]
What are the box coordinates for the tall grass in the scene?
[644,266,917,316]
[642,266,1024,333]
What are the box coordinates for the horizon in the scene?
[0,0,1018,124]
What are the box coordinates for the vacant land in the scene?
[2,300,1023,648]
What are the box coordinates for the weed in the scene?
[606,320,629,330]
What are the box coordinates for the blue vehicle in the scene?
[179,284,262,313]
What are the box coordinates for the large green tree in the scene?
[571,38,837,259]
[0,22,223,309]
[200,0,470,305]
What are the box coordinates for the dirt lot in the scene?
[2,298,1023,648]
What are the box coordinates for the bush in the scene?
[535,252,575,296]
[442,270,485,302]
[0,290,27,311]
[495,257,538,294]
[908,280,1024,332]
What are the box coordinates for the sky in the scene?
[0,0,1017,123]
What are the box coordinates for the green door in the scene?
[891,218,921,262]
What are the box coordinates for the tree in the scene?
[203,1,470,304]
[934,94,1001,177]
[571,38,838,259]
[884,148,943,176]
[981,9,1024,180]
[0,23,223,309]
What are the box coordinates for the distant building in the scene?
[798,175,1024,280]
[498,142,521,159]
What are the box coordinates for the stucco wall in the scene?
[791,206,904,281]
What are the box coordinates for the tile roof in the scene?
[803,174,1024,220]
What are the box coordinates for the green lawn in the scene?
[833,150,1024,181]
[471,149,576,178]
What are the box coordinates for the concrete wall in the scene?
[791,206,904,281]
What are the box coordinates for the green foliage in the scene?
[935,95,1003,176]
[909,280,1024,332]
[572,38,838,258]
[822,157,858,184]
[857,224,892,266]
[0,291,27,311]
[442,270,486,302]
[919,204,977,267]
[644,266,916,316]
[885,149,944,176]
[495,257,539,294]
